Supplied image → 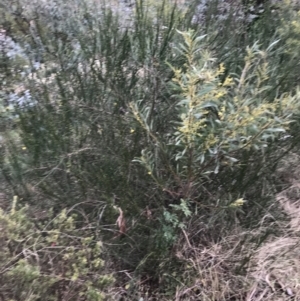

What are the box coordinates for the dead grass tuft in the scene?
[169,175,300,301]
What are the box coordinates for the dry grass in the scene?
[149,154,300,301]
[111,187,300,301]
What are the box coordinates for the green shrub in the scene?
[130,29,300,246]
[0,196,114,301]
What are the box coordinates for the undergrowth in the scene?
[1,0,300,300]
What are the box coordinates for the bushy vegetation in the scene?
[1,0,300,299]
[0,197,114,300]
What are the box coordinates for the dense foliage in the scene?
[1,0,300,300]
